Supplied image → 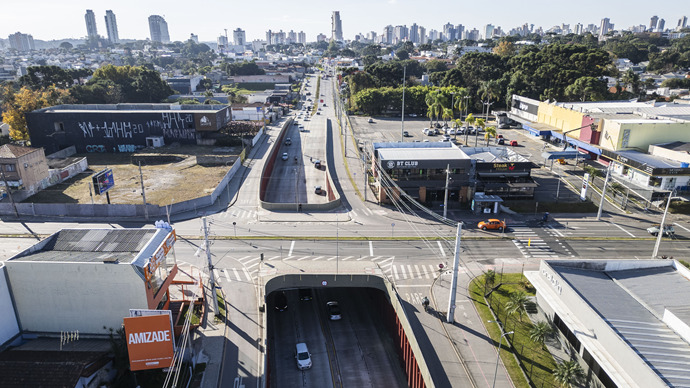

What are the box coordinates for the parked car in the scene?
[274,291,288,311]
[477,219,506,231]
[299,125,306,132]
[497,138,505,145]
[403,130,410,137]
[368,118,374,123]
[295,343,312,370]
[314,186,323,195]
[647,224,675,236]
[326,301,342,320]
[314,160,322,169]
[281,152,289,161]
[510,140,518,147]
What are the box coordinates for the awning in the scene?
[474,193,503,203]
[523,124,551,136]
[541,150,586,160]
[507,182,539,188]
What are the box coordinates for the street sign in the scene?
[321,280,328,286]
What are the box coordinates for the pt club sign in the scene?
[386,160,419,169]
[123,314,175,371]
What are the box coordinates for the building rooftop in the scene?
[462,147,531,163]
[550,261,690,387]
[377,147,469,162]
[0,144,41,159]
[8,228,165,264]
[615,149,685,169]
[654,141,690,154]
[32,103,228,114]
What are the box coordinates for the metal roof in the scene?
[377,147,469,161]
[553,264,690,387]
[615,149,684,169]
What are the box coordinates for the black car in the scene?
[299,288,313,301]
[274,291,288,311]
[326,301,341,320]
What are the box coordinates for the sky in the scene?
[1,0,687,43]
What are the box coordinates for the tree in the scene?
[484,126,496,146]
[564,76,608,102]
[474,118,485,147]
[464,113,476,144]
[395,49,410,60]
[59,41,73,50]
[484,270,496,290]
[1,85,71,140]
[425,59,448,73]
[478,80,501,115]
[528,321,553,350]
[493,41,516,57]
[620,69,642,98]
[552,360,584,388]
[19,66,79,89]
[504,290,528,322]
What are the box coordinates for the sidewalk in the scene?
[196,282,227,388]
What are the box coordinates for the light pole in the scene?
[596,164,611,221]
[401,65,407,142]
[489,320,513,388]
[652,189,675,259]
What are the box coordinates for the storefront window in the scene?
[649,176,662,187]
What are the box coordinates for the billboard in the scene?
[92,168,114,195]
[144,230,176,284]
[124,314,175,371]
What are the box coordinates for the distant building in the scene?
[0,144,49,195]
[599,17,613,38]
[658,18,666,31]
[148,15,170,43]
[316,33,327,42]
[233,28,246,46]
[679,16,688,30]
[189,33,199,43]
[382,25,393,44]
[650,15,659,30]
[217,35,228,53]
[7,32,34,52]
[331,11,343,41]
[26,104,232,154]
[104,10,119,43]
[84,9,98,39]
[297,31,306,45]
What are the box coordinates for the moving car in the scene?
[285,138,292,146]
[326,301,341,320]
[281,152,288,161]
[647,224,675,236]
[368,118,374,123]
[299,288,313,301]
[295,343,312,370]
[274,291,288,311]
[477,219,506,231]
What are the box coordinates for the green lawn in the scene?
[469,273,558,388]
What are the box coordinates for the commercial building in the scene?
[233,28,246,46]
[0,144,49,195]
[85,9,98,39]
[26,104,231,154]
[148,15,170,43]
[104,10,119,43]
[525,259,690,388]
[4,227,178,334]
[464,147,537,200]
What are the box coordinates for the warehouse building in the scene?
[26,104,231,154]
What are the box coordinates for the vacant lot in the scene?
[25,145,240,206]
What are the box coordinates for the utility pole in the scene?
[443,164,450,219]
[138,162,149,220]
[401,65,406,142]
[0,169,18,219]
[596,165,611,221]
[652,190,674,259]
[446,222,462,323]
[203,217,220,314]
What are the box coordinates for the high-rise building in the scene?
[678,16,688,30]
[599,18,612,38]
[148,15,170,43]
[316,33,327,42]
[442,23,455,41]
[409,23,419,44]
[382,25,393,44]
[190,33,199,43]
[575,23,584,35]
[331,11,343,41]
[658,19,666,31]
[650,15,659,30]
[233,28,246,46]
[298,31,306,44]
[456,25,465,40]
[287,30,297,44]
[104,10,119,43]
[217,35,228,52]
[483,24,494,40]
[8,32,35,52]
[85,10,98,39]
[428,29,439,42]
[419,26,426,44]
[393,25,408,43]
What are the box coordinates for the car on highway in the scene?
[647,224,675,236]
[477,219,506,231]
[316,112,320,115]
[274,291,288,311]
[281,152,288,161]
[326,301,341,320]
[285,138,292,146]
[299,288,313,301]
[295,343,312,370]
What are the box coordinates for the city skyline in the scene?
[1,0,688,42]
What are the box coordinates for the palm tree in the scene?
[425,90,437,126]
[479,80,501,119]
[464,113,476,144]
[474,118,486,147]
[552,360,584,388]
[529,321,553,350]
[484,269,496,295]
[442,108,453,126]
[505,290,528,322]
[485,126,497,146]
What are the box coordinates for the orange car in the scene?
[477,219,506,231]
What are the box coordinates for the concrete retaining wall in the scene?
[46,146,76,159]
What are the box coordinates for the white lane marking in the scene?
[311,256,324,261]
[296,256,310,261]
[673,222,690,233]
[268,256,280,261]
[233,268,241,281]
[223,269,230,281]
[243,257,259,264]
[288,241,295,256]
[243,268,253,281]
[392,266,399,279]
[369,241,374,256]
[213,269,221,281]
[609,222,636,238]
[437,241,446,257]
[327,256,336,261]
[246,262,259,269]
[194,247,202,257]
[396,284,432,288]
[342,256,353,261]
[548,225,565,237]
[379,257,394,264]
[421,266,431,279]
[414,265,422,278]
[407,265,414,279]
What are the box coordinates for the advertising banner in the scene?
[124,314,175,371]
[581,173,590,201]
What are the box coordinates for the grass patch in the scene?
[469,273,558,388]
[669,200,690,215]
[215,289,226,320]
[679,259,690,269]
[179,303,201,325]
[504,200,598,214]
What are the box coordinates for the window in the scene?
[4,164,16,172]
[553,313,581,352]
[53,122,65,132]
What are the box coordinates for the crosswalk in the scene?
[218,207,257,221]
[348,208,387,218]
[511,224,560,259]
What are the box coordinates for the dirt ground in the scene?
[25,145,241,206]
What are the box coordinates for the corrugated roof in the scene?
[0,144,40,159]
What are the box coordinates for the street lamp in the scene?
[489,320,513,388]
[652,189,676,259]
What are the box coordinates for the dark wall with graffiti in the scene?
[26,106,231,154]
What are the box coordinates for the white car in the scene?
[282,152,288,161]
[295,343,312,370]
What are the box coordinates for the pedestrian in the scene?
[310,156,312,162]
